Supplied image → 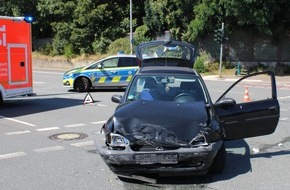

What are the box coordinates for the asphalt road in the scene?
[0,70,289,190]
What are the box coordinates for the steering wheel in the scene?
[174,93,196,103]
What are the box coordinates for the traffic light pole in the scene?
[218,22,224,77]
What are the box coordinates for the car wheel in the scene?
[0,93,3,105]
[210,142,226,174]
[74,77,91,92]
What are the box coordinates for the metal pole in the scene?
[218,22,224,77]
[130,0,133,55]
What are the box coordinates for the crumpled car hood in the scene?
[113,100,209,147]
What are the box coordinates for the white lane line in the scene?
[280,117,288,121]
[36,127,60,132]
[33,71,63,75]
[70,140,94,147]
[278,96,290,100]
[5,130,31,135]
[34,81,45,84]
[0,152,27,160]
[96,104,108,107]
[64,123,86,128]
[0,115,37,127]
[33,146,65,153]
[90,121,107,125]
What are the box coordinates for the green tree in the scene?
[184,0,290,43]
[134,25,154,45]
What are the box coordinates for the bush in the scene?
[194,56,207,73]
[63,44,75,59]
[194,50,213,73]
[107,38,131,55]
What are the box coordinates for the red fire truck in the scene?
[0,16,34,104]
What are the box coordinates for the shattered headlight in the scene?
[109,133,130,148]
[189,134,210,147]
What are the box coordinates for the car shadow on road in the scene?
[0,96,90,117]
[68,89,126,93]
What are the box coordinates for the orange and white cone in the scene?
[243,86,251,102]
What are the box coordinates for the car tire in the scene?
[0,93,3,105]
[74,77,91,92]
[210,142,226,174]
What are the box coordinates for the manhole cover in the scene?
[49,132,88,141]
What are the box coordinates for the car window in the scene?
[126,75,207,103]
[118,57,138,67]
[219,73,273,104]
[102,58,118,68]
[140,43,193,60]
[86,61,100,70]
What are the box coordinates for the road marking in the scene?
[280,117,288,121]
[90,121,107,125]
[34,81,45,84]
[5,130,31,135]
[36,127,60,132]
[64,123,86,128]
[96,104,108,107]
[278,96,290,100]
[0,115,37,127]
[70,140,94,147]
[0,152,27,160]
[33,71,63,75]
[33,146,65,153]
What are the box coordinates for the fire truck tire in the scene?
[74,77,91,92]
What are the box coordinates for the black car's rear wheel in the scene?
[74,77,91,92]
[210,142,226,174]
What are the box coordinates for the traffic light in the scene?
[214,28,224,44]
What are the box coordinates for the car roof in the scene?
[105,54,136,58]
[137,66,199,76]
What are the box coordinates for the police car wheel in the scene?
[74,77,90,92]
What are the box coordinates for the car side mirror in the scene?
[97,64,103,69]
[111,95,122,103]
[214,98,236,108]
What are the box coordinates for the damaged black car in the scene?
[95,40,280,180]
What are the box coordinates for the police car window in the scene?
[86,61,100,69]
[118,57,138,67]
[102,58,118,68]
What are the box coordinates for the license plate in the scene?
[134,153,178,165]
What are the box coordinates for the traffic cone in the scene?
[243,86,251,102]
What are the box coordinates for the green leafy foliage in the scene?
[0,0,289,58]
[133,25,154,45]
[107,38,131,55]
[194,57,207,73]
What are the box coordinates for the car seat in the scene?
[141,77,158,100]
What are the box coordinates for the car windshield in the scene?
[126,75,208,103]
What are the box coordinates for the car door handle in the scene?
[269,106,278,111]
[110,70,117,74]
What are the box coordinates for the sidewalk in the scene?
[202,74,290,84]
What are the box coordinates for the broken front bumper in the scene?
[95,140,223,176]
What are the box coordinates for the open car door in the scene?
[214,71,280,140]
